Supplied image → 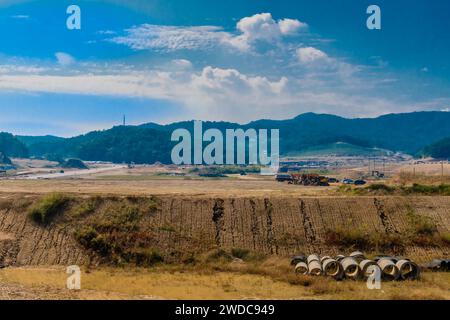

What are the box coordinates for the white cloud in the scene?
[279,18,305,35]
[0,64,292,122]
[297,47,328,63]
[111,25,227,51]
[55,52,75,66]
[11,14,29,19]
[171,59,193,69]
[0,64,46,74]
[236,13,305,42]
[110,13,307,52]
[0,62,433,123]
[221,13,307,51]
[190,66,287,100]
[97,30,116,35]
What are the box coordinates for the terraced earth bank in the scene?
[0,194,448,267]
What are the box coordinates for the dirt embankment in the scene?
[0,194,448,267]
[0,196,87,266]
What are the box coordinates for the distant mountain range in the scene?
[1,111,450,164]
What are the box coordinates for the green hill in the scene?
[11,111,450,164]
[0,132,29,158]
[23,126,173,164]
[421,137,450,159]
[62,159,88,169]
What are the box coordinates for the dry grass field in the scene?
[0,179,333,197]
[0,263,449,300]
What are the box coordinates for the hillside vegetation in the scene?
[0,132,28,158]
[11,111,450,164]
[421,137,450,159]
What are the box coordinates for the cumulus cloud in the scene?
[297,47,328,63]
[278,18,305,35]
[233,13,306,47]
[110,13,307,52]
[55,52,75,66]
[192,66,287,94]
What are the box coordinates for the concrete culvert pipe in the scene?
[291,255,307,266]
[320,255,332,264]
[308,260,323,276]
[350,251,366,262]
[396,260,420,280]
[307,254,320,264]
[341,257,361,279]
[378,258,400,281]
[421,259,447,271]
[322,258,344,280]
[335,255,345,262]
[295,262,309,275]
[360,260,379,278]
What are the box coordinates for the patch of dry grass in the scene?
[394,172,450,186]
[1,264,448,300]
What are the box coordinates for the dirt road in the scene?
[19,165,127,180]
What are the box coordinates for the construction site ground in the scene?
[0,175,448,300]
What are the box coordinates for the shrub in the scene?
[324,228,371,249]
[28,193,70,224]
[406,208,437,236]
[402,184,450,196]
[75,227,112,256]
[75,201,167,266]
[129,248,164,266]
[325,228,405,252]
[71,197,101,217]
[367,184,396,193]
[370,233,406,252]
[441,233,450,245]
[231,248,266,261]
[231,248,250,260]
[339,183,450,196]
[206,249,233,263]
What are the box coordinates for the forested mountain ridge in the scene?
[10,111,450,163]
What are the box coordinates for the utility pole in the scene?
[123,114,126,126]
[442,161,444,183]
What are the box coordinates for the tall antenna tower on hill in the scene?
[122,114,126,126]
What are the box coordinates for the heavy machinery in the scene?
[290,174,330,186]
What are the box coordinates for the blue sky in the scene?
[0,0,449,136]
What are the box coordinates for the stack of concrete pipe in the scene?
[307,254,322,276]
[322,258,344,280]
[292,252,421,281]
